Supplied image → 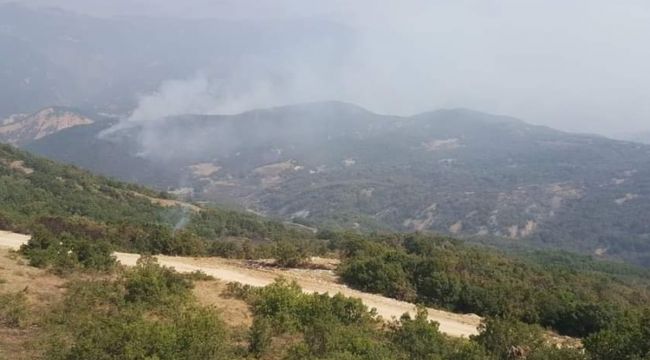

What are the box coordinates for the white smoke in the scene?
[101,74,278,136]
[173,206,191,232]
[98,0,650,137]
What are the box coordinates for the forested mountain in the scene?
[1,144,649,359]
[12,102,650,266]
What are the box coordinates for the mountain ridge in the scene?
[5,102,650,266]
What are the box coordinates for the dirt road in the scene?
[0,231,31,249]
[0,231,481,337]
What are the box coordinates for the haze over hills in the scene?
[618,131,650,145]
[0,3,352,118]
[5,101,649,266]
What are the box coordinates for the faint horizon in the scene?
[2,0,650,136]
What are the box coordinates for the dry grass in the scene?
[192,279,252,328]
[0,248,66,360]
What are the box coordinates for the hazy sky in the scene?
[7,0,650,135]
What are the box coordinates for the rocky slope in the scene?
[0,107,93,145]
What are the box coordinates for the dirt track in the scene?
[0,231,481,337]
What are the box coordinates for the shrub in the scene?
[472,317,546,359]
[182,270,215,281]
[20,229,115,274]
[583,308,650,360]
[472,317,585,360]
[274,240,308,268]
[53,306,231,360]
[249,316,273,357]
[389,307,453,360]
[123,256,193,306]
[338,253,416,301]
[249,278,305,332]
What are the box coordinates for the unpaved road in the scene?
[0,231,481,337]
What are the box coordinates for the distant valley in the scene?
[4,102,650,266]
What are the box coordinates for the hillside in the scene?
[0,142,172,228]
[0,107,94,146]
[17,102,650,266]
[0,143,316,256]
[1,145,649,359]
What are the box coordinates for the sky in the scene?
[6,0,650,135]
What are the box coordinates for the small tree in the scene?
[390,307,450,360]
[274,240,307,268]
[123,256,193,306]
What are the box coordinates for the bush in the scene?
[389,307,455,360]
[20,229,115,274]
[472,317,585,360]
[583,308,650,360]
[182,270,215,281]
[338,252,416,301]
[53,306,231,360]
[472,317,546,359]
[123,256,193,306]
[249,278,305,332]
[245,279,401,359]
[43,259,235,360]
[274,240,308,268]
[249,316,273,357]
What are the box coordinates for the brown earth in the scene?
[0,231,480,337]
[0,241,66,360]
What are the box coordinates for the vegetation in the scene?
[42,258,235,360]
[20,225,115,274]
[0,144,321,262]
[0,144,171,232]
[25,102,650,267]
[329,231,650,338]
[227,279,586,360]
[2,143,650,359]
[0,248,645,359]
[583,309,650,360]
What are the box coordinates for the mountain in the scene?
[0,106,94,145]
[13,102,650,266]
[1,128,650,360]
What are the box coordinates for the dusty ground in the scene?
[117,253,482,337]
[0,233,66,360]
[0,231,481,337]
[193,280,252,328]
